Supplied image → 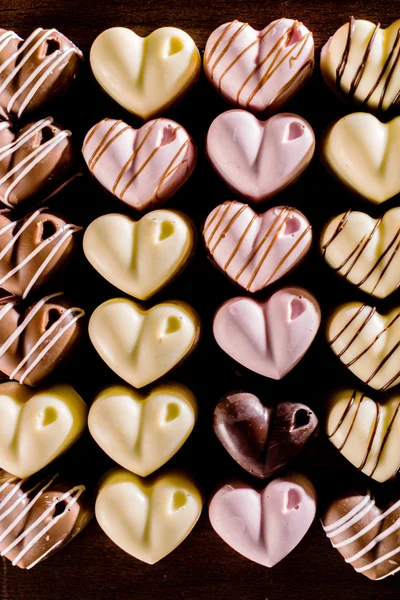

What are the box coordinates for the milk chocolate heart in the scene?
[204,202,312,293]
[321,113,400,204]
[95,468,202,564]
[0,292,84,386]
[321,18,400,113]
[207,111,315,202]
[0,118,78,210]
[0,207,81,299]
[82,118,196,212]
[204,19,314,115]
[321,207,400,299]
[0,382,87,478]
[209,474,316,567]
[213,288,320,379]
[328,302,400,391]
[0,28,83,119]
[322,490,400,580]
[214,392,318,478]
[0,469,92,569]
[326,389,400,482]
[90,27,200,119]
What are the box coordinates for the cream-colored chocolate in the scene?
[328,302,400,391]
[89,298,200,388]
[321,208,400,298]
[88,383,197,476]
[321,113,400,204]
[83,211,194,300]
[0,382,87,478]
[90,27,200,119]
[327,389,400,482]
[95,468,202,564]
[321,18,400,113]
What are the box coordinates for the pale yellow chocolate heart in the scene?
[88,383,197,476]
[327,389,400,482]
[0,382,87,478]
[322,113,400,204]
[95,468,202,564]
[83,211,194,300]
[90,27,201,119]
[88,298,200,388]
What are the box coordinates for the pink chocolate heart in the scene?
[82,118,196,212]
[203,202,312,293]
[209,474,316,567]
[207,111,315,201]
[204,19,314,115]
[213,287,321,379]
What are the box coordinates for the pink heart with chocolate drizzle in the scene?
[82,118,196,212]
[204,19,314,115]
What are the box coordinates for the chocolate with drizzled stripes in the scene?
[322,490,400,580]
[0,207,81,299]
[0,292,84,386]
[0,469,92,569]
[0,28,83,119]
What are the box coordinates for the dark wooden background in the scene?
[2,0,400,598]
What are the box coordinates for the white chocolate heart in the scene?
[321,18,400,113]
[95,468,202,564]
[321,208,400,299]
[322,113,400,204]
[89,298,200,388]
[88,383,197,476]
[83,211,194,300]
[327,389,400,482]
[328,302,400,391]
[0,382,87,478]
[90,27,201,119]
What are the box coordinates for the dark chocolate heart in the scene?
[322,490,400,581]
[0,28,83,119]
[0,118,78,210]
[0,293,84,386]
[0,469,93,569]
[213,392,318,478]
[0,207,81,298]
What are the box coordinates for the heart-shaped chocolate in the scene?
[0,118,78,210]
[82,118,196,212]
[326,389,400,483]
[213,287,320,379]
[0,382,87,478]
[90,27,200,119]
[322,490,400,580]
[0,292,84,386]
[321,207,400,299]
[204,202,312,293]
[209,474,316,567]
[95,468,202,564]
[0,469,92,569]
[204,19,314,115]
[321,18,400,113]
[214,392,318,478]
[207,111,315,202]
[328,302,400,391]
[0,207,81,299]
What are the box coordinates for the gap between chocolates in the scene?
[0,14,399,583]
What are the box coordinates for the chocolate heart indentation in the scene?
[214,392,318,478]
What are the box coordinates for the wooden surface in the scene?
[2,0,400,598]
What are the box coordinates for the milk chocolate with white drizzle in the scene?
[0,469,92,569]
[0,118,78,210]
[0,293,84,386]
[322,490,400,580]
[0,28,83,119]
[0,208,81,298]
